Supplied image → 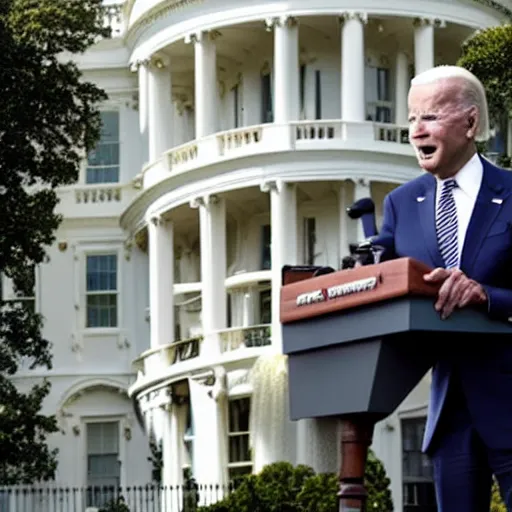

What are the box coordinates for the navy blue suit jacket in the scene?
[378,155,512,452]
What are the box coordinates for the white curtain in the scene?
[250,354,297,472]
[295,417,340,474]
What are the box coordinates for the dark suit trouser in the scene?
[429,375,512,511]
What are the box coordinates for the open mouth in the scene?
[417,146,437,159]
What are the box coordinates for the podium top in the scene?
[280,257,439,324]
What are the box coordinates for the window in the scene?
[259,289,271,325]
[183,405,194,475]
[260,224,271,270]
[315,70,322,120]
[300,64,306,117]
[86,421,120,507]
[86,111,120,184]
[0,266,36,313]
[303,217,317,265]
[228,398,252,481]
[365,66,392,123]
[402,418,437,511]
[261,74,273,123]
[86,254,118,328]
[233,84,241,128]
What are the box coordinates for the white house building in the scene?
[3,0,511,511]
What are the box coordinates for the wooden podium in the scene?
[280,257,512,511]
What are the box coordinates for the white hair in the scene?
[411,65,490,142]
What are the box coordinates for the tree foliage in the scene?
[198,454,393,512]
[457,24,512,124]
[0,0,108,484]
[491,479,507,512]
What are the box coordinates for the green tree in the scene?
[0,0,108,483]
[457,24,512,125]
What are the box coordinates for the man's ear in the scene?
[466,106,479,139]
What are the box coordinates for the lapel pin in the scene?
[492,198,503,205]
[416,196,425,202]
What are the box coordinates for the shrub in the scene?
[198,451,393,512]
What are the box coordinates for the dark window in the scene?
[402,417,437,512]
[261,224,271,270]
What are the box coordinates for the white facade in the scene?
[6,0,511,510]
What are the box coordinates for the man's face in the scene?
[407,78,478,178]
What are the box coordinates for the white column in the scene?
[262,180,297,353]
[133,59,148,135]
[395,52,409,125]
[338,182,351,264]
[161,403,182,512]
[147,55,174,161]
[353,178,371,242]
[414,19,435,75]
[148,216,174,348]
[189,31,218,138]
[341,12,367,122]
[195,196,227,339]
[267,16,300,123]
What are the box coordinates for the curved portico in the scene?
[121,1,509,509]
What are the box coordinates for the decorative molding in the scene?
[412,17,446,28]
[127,0,204,45]
[339,11,368,25]
[124,238,133,261]
[472,0,512,19]
[265,15,298,31]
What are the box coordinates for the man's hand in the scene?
[423,268,487,319]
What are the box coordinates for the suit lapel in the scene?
[460,157,509,275]
[417,176,445,268]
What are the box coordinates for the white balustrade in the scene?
[74,184,122,204]
[144,121,414,186]
[217,324,272,353]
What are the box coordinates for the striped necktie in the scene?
[436,178,459,269]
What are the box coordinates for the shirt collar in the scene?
[436,153,482,201]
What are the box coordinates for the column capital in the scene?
[339,11,368,25]
[260,179,295,194]
[185,29,221,44]
[412,17,445,28]
[129,57,150,72]
[353,178,371,188]
[149,214,172,227]
[148,52,171,70]
[189,194,221,209]
[265,15,298,31]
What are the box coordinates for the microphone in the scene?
[346,198,378,238]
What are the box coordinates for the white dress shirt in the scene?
[435,153,483,267]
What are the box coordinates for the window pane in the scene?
[86,111,120,184]
[229,398,250,432]
[87,294,117,328]
[86,255,117,291]
[229,434,250,463]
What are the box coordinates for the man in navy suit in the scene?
[378,65,512,510]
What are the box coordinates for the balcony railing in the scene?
[101,4,125,38]
[0,483,233,511]
[134,336,203,376]
[145,120,413,188]
[218,324,271,353]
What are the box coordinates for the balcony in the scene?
[142,120,413,189]
[131,325,273,395]
[101,3,125,38]
[57,182,138,219]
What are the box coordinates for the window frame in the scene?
[85,110,121,185]
[82,249,121,333]
[84,417,124,504]
[227,396,252,480]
